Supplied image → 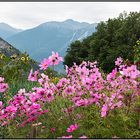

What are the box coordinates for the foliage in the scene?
[64,11,140,73]
[134,39,140,70]
[0,52,140,138]
[0,52,37,82]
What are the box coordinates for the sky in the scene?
[0,2,139,29]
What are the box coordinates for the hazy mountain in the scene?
[0,23,23,40]
[7,19,98,73]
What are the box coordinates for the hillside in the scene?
[0,37,39,72]
[0,37,21,56]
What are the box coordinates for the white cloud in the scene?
[0,2,139,29]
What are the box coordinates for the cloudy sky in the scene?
[0,2,139,29]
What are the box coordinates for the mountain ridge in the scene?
[1,19,98,73]
[0,23,23,39]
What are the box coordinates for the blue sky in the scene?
[0,2,139,29]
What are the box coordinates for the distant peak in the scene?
[63,19,80,24]
[64,19,75,22]
[0,22,11,27]
[0,22,23,31]
[63,19,90,25]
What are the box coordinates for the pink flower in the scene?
[115,57,123,66]
[5,105,17,113]
[75,99,89,107]
[81,77,92,90]
[76,113,82,119]
[28,69,39,81]
[106,68,117,81]
[29,92,38,102]
[112,136,120,138]
[38,74,50,87]
[29,103,40,110]
[79,135,87,138]
[39,58,50,70]
[115,101,122,108]
[76,66,89,78]
[0,83,8,93]
[90,92,101,103]
[64,85,75,95]
[32,122,42,127]
[48,51,63,66]
[0,77,4,83]
[1,121,8,126]
[61,135,72,138]
[101,104,108,117]
[120,65,140,79]
[0,77,8,92]
[50,127,55,133]
[66,124,78,133]
[46,90,54,102]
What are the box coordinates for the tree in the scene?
[64,12,140,73]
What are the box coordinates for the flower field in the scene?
[0,51,140,138]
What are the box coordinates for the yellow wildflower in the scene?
[0,54,4,59]
[21,57,25,61]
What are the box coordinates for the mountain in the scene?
[0,23,23,40]
[0,37,21,57]
[7,19,98,73]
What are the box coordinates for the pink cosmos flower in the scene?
[29,92,38,102]
[29,103,40,110]
[46,90,54,102]
[50,127,55,133]
[75,99,89,107]
[106,68,117,81]
[66,124,78,133]
[57,78,70,88]
[76,66,89,78]
[5,105,17,114]
[61,135,73,138]
[0,77,4,83]
[64,85,75,95]
[38,73,50,86]
[48,51,63,66]
[1,121,8,126]
[81,77,92,90]
[112,136,120,138]
[41,73,49,79]
[79,135,87,138]
[71,96,81,103]
[115,101,122,108]
[90,92,101,103]
[18,88,26,95]
[76,113,82,119]
[28,69,39,81]
[0,77,8,92]
[101,104,108,117]
[120,65,140,79]
[39,58,50,70]
[115,57,123,66]
[32,122,42,127]
[0,83,8,93]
